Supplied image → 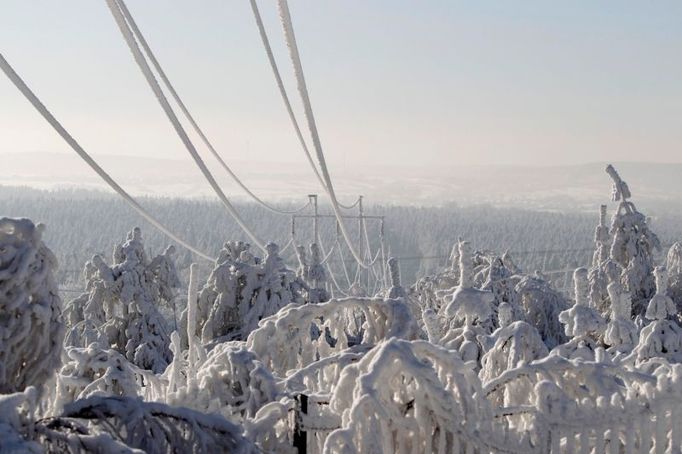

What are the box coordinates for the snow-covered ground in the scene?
[2,165,682,453]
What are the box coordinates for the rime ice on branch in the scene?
[0,218,63,394]
[64,227,179,373]
[296,243,329,304]
[386,257,407,299]
[605,164,661,315]
[667,242,682,313]
[444,241,494,326]
[603,279,638,354]
[635,266,682,362]
[593,205,610,267]
[554,268,606,360]
[188,240,305,345]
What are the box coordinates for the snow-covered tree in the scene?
[603,280,638,355]
[385,257,407,299]
[0,218,63,394]
[554,268,606,360]
[326,339,492,453]
[512,275,568,349]
[635,267,682,363]
[605,164,661,315]
[666,242,682,315]
[296,243,329,304]
[64,228,178,373]
[52,343,145,413]
[592,204,610,267]
[187,241,305,345]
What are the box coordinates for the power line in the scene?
[249,0,360,211]
[116,0,311,217]
[0,52,215,262]
[274,0,375,269]
[107,0,266,252]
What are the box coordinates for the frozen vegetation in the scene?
[4,184,682,289]
[3,165,682,453]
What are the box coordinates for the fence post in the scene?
[293,393,309,453]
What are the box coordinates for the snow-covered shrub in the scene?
[588,258,621,319]
[52,344,148,414]
[606,165,661,315]
[64,228,178,373]
[667,242,682,314]
[0,217,63,394]
[603,281,638,355]
[587,204,623,318]
[0,387,41,453]
[37,396,255,453]
[410,241,461,313]
[244,398,298,453]
[592,204,610,267]
[246,297,417,377]
[482,354,655,443]
[635,266,682,363]
[512,275,569,349]
[554,268,606,360]
[385,257,407,299]
[164,340,278,422]
[187,241,304,345]
[444,241,495,326]
[473,250,520,309]
[325,338,492,453]
[479,321,548,402]
[296,243,329,304]
[434,241,496,364]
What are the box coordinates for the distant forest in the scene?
[2,185,681,291]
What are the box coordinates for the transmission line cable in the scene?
[275,0,374,268]
[116,0,311,216]
[0,52,215,262]
[107,0,266,252]
[249,0,361,211]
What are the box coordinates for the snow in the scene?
[3,164,682,453]
[0,218,63,394]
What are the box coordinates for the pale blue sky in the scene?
[2,1,681,175]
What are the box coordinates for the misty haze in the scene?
[1,2,682,453]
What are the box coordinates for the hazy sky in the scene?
[2,1,681,175]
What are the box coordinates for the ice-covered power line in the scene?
[0,52,215,262]
[249,0,361,211]
[107,0,266,252]
[274,0,376,268]
[115,0,311,217]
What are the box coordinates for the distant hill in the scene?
[2,151,681,211]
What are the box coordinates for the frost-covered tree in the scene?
[479,320,548,396]
[474,251,520,308]
[635,267,682,363]
[603,281,638,355]
[605,164,661,315]
[554,268,606,360]
[53,344,145,413]
[326,339,491,453]
[592,205,610,267]
[0,218,64,393]
[64,228,178,373]
[512,275,568,349]
[666,242,682,315]
[187,241,305,345]
[444,241,495,326]
[385,257,407,299]
[587,204,623,318]
[295,243,329,304]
